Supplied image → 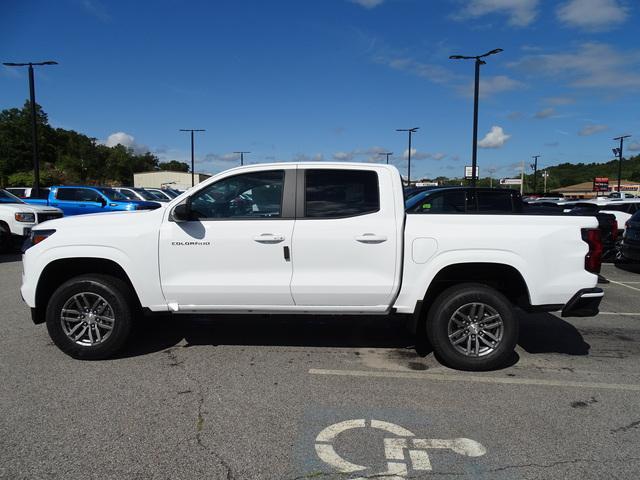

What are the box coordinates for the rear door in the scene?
[289,167,399,309]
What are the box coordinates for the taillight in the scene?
[581,228,602,274]
[611,220,618,243]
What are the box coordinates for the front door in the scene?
[159,168,296,309]
[289,168,400,309]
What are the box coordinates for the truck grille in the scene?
[36,212,63,224]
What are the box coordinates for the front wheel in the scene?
[426,283,518,371]
[46,274,134,360]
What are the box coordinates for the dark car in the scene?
[405,187,524,214]
[618,210,640,263]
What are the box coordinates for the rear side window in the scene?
[475,191,514,213]
[304,169,379,218]
[56,188,80,201]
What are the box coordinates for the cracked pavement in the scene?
[2,256,640,479]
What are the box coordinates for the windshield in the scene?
[96,188,130,201]
[133,188,160,200]
[0,189,25,204]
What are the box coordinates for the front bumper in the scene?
[561,288,604,317]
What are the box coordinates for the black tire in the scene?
[0,222,11,253]
[426,283,518,371]
[46,274,134,360]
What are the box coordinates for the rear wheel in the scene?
[46,274,134,360]
[426,283,518,371]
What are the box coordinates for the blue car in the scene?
[23,186,161,216]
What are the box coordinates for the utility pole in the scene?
[520,160,525,195]
[396,128,419,185]
[531,155,540,193]
[179,129,205,187]
[378,152,393,164]
[2,61,58,197]
[487,167,496,188]
[543,170,549,193]
[449,48,503,187]
[234,151,250,166]
[613,135,631,194]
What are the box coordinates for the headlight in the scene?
[15,212,36,223]
[22,229,56,253]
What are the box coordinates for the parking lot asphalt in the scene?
[1,255,640,480]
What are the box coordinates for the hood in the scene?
[0,203,62,214]
[33,206,163,231]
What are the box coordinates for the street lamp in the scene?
[449,48,503,187]
[2,61,58,197]
[613,135,631,193]
[378,152,393,164]
[396,128,419,185]
[234,151,250,166]
[530,155,540,193]
[179,129,205,187]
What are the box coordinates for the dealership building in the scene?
[552,180,640,198]
[133,171,211,191]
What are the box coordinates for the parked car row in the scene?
[0,189,63,252]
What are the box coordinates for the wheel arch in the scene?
[33,257,141,324]
[408,262,531,334]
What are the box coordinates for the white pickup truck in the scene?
[0,189,63,252]
[21,163,604,370]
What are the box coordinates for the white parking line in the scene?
[309,368,640,391]
[598,312,640,316]
[608,280,640,293]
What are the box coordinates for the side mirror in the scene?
[172,202,192,222]
[100,197,107,207]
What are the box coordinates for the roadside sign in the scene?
[593,177,609,192]
[464,166,479,179]
[499,178,522,186]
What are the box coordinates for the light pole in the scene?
[449,48,503,187]
[234,151,250,166]
[179,129,205,187]
[396,128,419,185]
[378,152,393,164]
[3,61,58,197]
[530,155,540,193]
[613,135,631,194]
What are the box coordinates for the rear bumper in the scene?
[561,288,604,317]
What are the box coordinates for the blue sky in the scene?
[2,0,639,179]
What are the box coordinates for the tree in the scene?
[158,160,189,172]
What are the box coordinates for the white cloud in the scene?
[350,0,384,8]
[403,148,430,160]
[625,142,640,152]
[103,131,149,154]
[478,126,511,148]
[556,0,629,31]
[432,153,447,161]
[478,75,525,97]
[453,0,540,27]
[376,55,459,85]
[511,43,640,90]
[333,151,355,161]
[534,107,556,119]
[578,124,608,136]
[292,153,325,162]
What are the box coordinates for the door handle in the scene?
[253,233,285,244]
[355,233,387,244]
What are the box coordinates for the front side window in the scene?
[304,169,379,218]
[189,170,284,219]
[76,189,104,203]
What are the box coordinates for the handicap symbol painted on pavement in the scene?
[314,419,486,479]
